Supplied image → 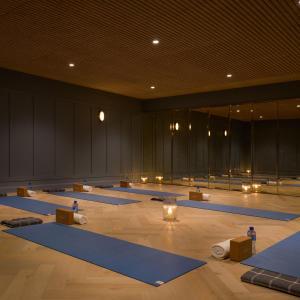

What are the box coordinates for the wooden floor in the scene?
[1,184,300,300]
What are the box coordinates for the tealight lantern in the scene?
[252,183,261,193]
[141,176,148,183]
[155,176,163,183]
[162,198,177,221]
[246,169,251,175]
[242,184,252,194]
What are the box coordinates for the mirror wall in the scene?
[141,98,300,196]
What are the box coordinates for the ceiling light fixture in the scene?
[152,39,159,45]
[68,63,75,68]
[224,130,228,136]
[236,109,240,113]
[297,104,300,108]
[259,115,263,119]
[150,85,156,90]
[226,74,232,78]
[99,110,105,122]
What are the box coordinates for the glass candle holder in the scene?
[242,184,252,194]
[162,198,177,221]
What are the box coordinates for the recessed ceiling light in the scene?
[236,109,240,113]
[68,63,75,68]
[150,85,156,89]
[297,104,300,108]
[226,73,232,78]
[152,39,159,45]
[259,115,263,119]
[250,109,254,112]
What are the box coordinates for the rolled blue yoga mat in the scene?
[5,223,206,286]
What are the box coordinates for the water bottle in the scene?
[247,226,256,254]
[72,200,79,213]
[196,186,201,193]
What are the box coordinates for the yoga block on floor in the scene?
[230,236,252,262]
[73,183,84,192]
[189,191,203,201]
[56,208,74,225]
[17,187,29,197]
[120,181,131,188]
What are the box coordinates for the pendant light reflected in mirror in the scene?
[99,110,105,122]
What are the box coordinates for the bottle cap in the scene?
[249,226,254,230]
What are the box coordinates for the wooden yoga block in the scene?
[230,236,252,262]
[56,208,74,225]
[17,187,29,197]
[189,191,203,201]
[120,180,131,188]
[73,183,84,192]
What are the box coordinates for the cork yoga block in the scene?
[120,181,131,188]
[189,191,203,201]
[73,183,84,192]
[56,208,74,225]
[230,236,252,262]
[17,187,30,197]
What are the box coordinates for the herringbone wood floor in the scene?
[1,184,300,300]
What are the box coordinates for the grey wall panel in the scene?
[0,90,9,178]
[55,101,74,177]
[107,110,121,175]
[10,91,34,178]
[91,108,107,176]
[75,103,92,177]
[155,112,164,173]
[253,121,277,175]
[142,114,154,173]
[121,113,132,175]
[34,97,55,177]
[132,115,142,176]
[163,112,172,175]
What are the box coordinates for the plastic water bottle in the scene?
[247,226,256,254]
[196,186,201,193]
[72,200,79,213]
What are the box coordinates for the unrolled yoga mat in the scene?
[242,232,300,278]
[0,196,69,215]
[5,222,205,286]
[177,200,300,221]
[109,187,184,197]
[50,191,140,205]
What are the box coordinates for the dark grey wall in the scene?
[0,68,142,191]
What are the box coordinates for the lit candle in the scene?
[141,176,148,183]
[242,184,252,193]
[155,176,163,183]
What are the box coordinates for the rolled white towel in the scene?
[202,193,210,201]
[83,185,93,192]
[211,239,231,259]
[27,190,36,197]
[74,213,88,225]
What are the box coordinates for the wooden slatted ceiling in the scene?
[0,0,299,99]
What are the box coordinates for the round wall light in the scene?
[175,122,180,131]
[224,130,228,136]
[99,110,105,122]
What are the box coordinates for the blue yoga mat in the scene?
[242,232,300,278]
[5,222,205,286]
[109,187,184,197]
[177,200,300,221]
[0,196,70,215]
[50,191,140,205]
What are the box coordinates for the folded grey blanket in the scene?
[241,268,300,297]
[95,184,114,189]
[43,188,66,193]
[1,217,43,228]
